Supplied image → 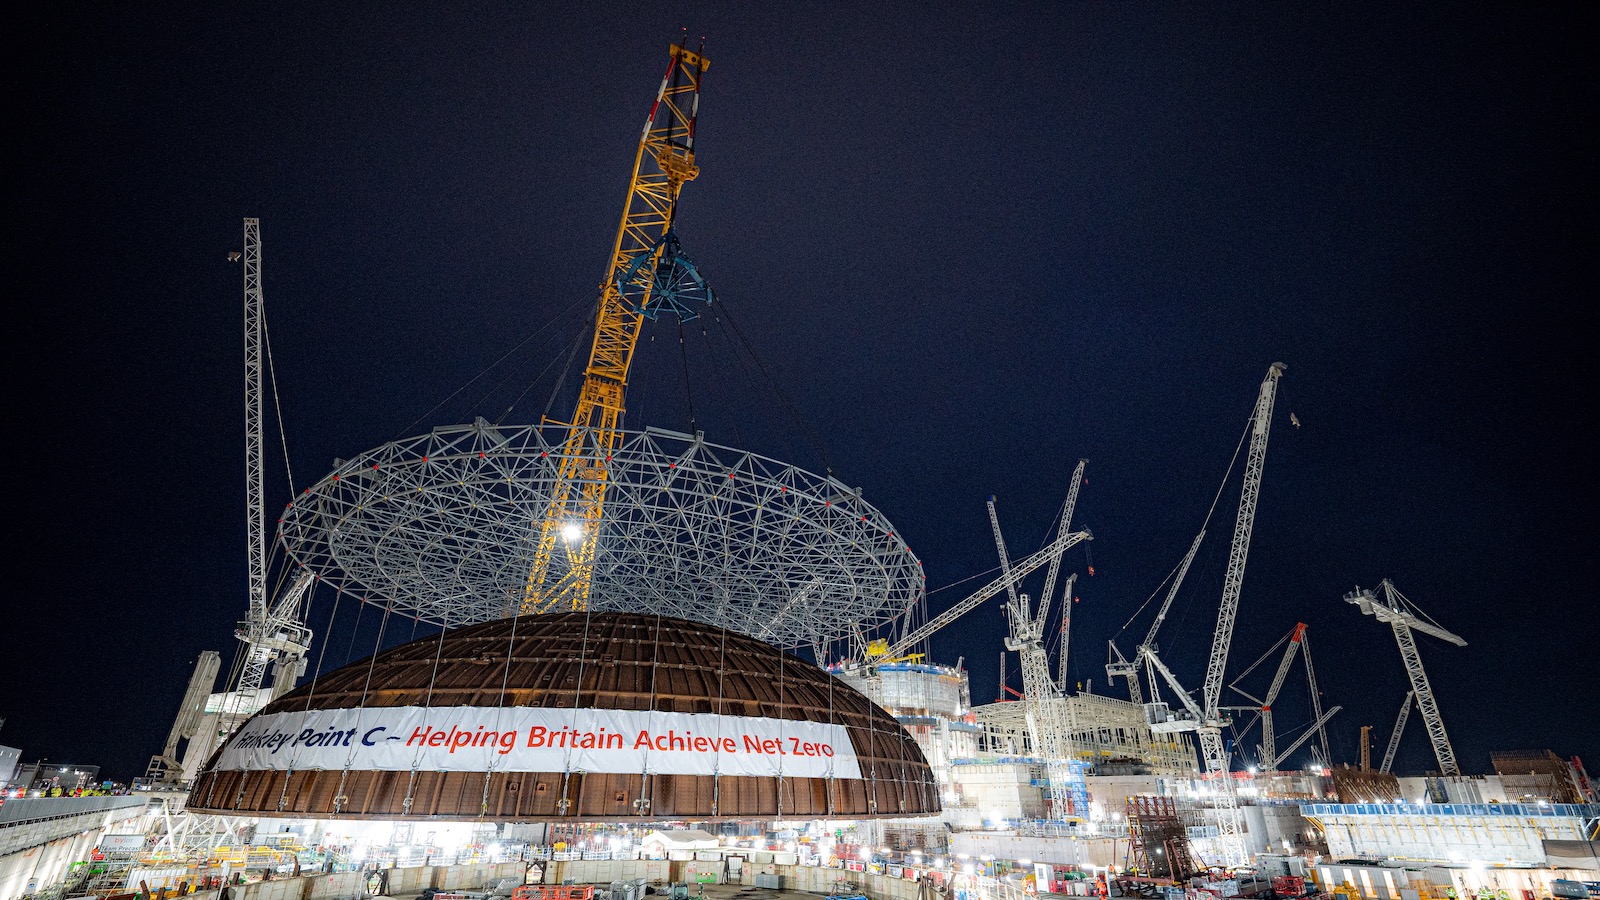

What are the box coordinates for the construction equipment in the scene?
[1379,690,1415,774]
[221,218,313,729]
[1344,580,1466,775]
[144,651,221,783]
[878,513,1091,662]
[1229,622,1338,770]
[1140,362,1286,865]
[1106,528,1205,710]
[990,462,1086,818]
[522,40,711,614]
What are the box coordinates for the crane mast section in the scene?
[1390,615,1458,776]
[1302,631,1330,763]
[1267,705,1343,770]
[523,44,708,614]
[242,218,267,629]
[1202,362,1285,715]
[988,498,1022,610]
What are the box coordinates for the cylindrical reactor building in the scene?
[188,612,938,822]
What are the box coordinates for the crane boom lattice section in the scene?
[524,42,710,614]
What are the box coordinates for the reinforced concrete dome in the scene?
[188,612,938,821]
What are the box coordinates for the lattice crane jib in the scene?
[1257,623,1306,768]
[1380,690,1414,774]
[523,41,710,614]
[1344,580,1465,777]
[1202,361,1285,865]
[243,219,267,632]
[1203,362,1285,719]
[226,219,313,725]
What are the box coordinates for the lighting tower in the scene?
[1141,361,1285,866]
[224,218,312,726]
[1344,580,1465,776]
[523,40,712,614]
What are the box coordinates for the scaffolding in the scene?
[974,695,1200,776]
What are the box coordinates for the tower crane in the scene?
[223,218,313,729]
[990,462,1086,818]
[1140,361,1285,866]
[876,515,1091,662]
[523,40,712,614]
[1345,580,1465,775]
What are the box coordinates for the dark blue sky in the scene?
[7,4,1595,781]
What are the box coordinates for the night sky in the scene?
[8,4,1595,783]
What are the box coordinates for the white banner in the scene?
[98,834,147,852]
[215,706,861,779]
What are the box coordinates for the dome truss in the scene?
[279,421,924,650]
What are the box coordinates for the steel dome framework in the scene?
[279,421,924,651]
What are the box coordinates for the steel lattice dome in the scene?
[188,612,939,821]
[277,421,924,650]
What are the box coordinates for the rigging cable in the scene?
[394,291,594,439]
[261,310,296,493]
[1112,405,1254,640]
[715,298,835,477]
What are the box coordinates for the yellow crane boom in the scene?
[522,40,709,614]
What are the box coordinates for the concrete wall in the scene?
[0,796,152,900]
[0,830,103,900]
[948,833,1119,867]
[542,860,668,885]
[232,877,310,900]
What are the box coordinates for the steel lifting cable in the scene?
[539,328,590,425]
[557,602,598,816]
[500,325,587,426]
[825,645,837,817]
[640,612,665,817]
[482,605,526,818]
[402,607,454,815]
[331,603,393,816]
[775,637,789,816]
[260,311,297,493]
[1113,406,1254,640]
[702,307,755,448]
[714,298,835,477]
[343,601,367,668]
[397,291,594,440]
[267,583,348,814]
[676,321,698,434]
[712,623,729,817]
